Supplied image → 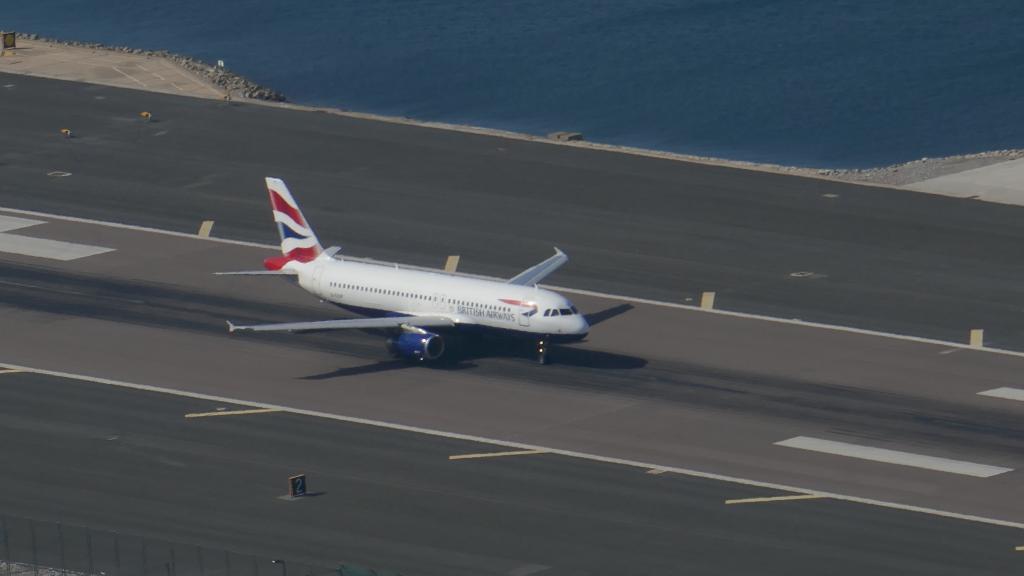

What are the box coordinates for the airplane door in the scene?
[518,306,531,327]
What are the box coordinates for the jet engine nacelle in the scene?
[387,331,445,361]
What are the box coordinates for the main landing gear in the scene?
[536,336,549,365]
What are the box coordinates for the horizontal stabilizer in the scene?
[214,270,297,276]
[226,315,456,333]
[507,248,568,286]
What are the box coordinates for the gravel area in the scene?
[16,33,285,102]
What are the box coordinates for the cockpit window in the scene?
[559,308,572,316]
[570,306,578,314]
[550,309,560,316]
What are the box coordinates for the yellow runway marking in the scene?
[444,255,461,273]
[197,220,215,238]
[0,368,22,375]
[449,449,547,461]
[725,494,826,505]
[185,408,280,419]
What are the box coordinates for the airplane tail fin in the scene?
[264,177,323,270]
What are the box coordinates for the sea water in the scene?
[6,0,1024,167]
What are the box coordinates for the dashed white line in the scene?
[1,361,1022,530]
[775,436,1013,478]
[978,387,1024,402]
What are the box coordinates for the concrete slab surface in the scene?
[0,39,223,99]
[906,157,1024,204]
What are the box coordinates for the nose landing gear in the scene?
[536,336,549,365]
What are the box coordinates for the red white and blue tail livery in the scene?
[265,177,322,270]
[223,177,588,364]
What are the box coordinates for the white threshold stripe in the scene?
[978,387,1024,402]
[776,436,1013,478]
[3,204,1024,360]
[2,361,1022,530]
[0,233,115,261]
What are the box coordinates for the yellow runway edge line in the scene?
[725,494,826,505]
[185,408,281,418]
[449,449,548,461]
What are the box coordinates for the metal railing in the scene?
[0,514,404,576]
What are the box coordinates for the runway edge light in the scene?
[288,474,307,498]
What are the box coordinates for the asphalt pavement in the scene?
[4,72,1024,347]
[0,371,1018,576]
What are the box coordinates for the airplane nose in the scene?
[577,315,590,334]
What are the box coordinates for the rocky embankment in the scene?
[18,33,286,102]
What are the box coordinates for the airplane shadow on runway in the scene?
[584,303,633,327]
[300,358,479,379]
[300,303,645,378]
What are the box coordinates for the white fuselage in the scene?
[289,257,590,338]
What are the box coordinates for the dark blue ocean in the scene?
[6,1,1024,167]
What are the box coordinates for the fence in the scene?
[0,514,404,576]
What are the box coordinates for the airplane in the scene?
[222,177,589,364]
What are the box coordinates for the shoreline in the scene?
[8,33,1024,187]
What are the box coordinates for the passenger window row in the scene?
[326,281,512,312]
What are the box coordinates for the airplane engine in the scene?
[387,331,446,361]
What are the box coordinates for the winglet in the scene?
[506,247,570,286]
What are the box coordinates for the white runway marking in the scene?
[775,436,1013,478]
[978,387,1024,402]
[0,214,114,261]
[0,215,46,232]
[112,66,147,88]
[1,361,1022,530]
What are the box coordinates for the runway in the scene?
[4,71,1024,572]
[1,215,1023,530]
[4,72,1024,347]
[0,370,1019,575]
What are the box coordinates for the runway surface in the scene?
[4,71,1024,572]
[4,72,1024,347]
[1,216,1023,531]
[0,371,1019,576]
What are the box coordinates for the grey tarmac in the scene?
[3,72,1024,348]
[0,371,1020,576]
[1,217,1023,528]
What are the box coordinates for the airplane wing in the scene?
[507,248,568,286]
[226,315,456,333]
